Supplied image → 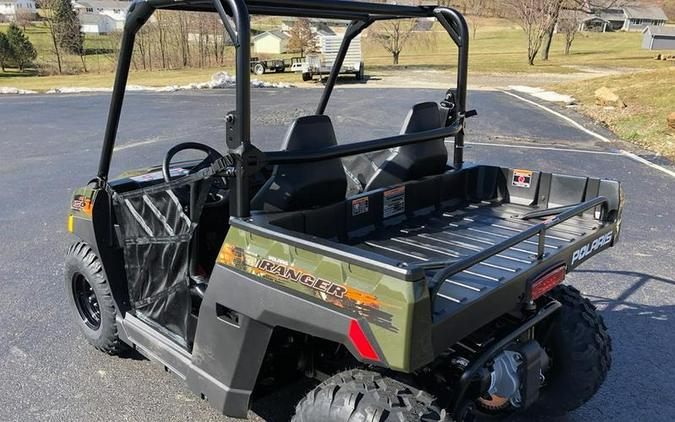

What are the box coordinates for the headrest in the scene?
[282,115,338,151]
[400,102,442,135]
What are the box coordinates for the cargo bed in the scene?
[245,164,621,350]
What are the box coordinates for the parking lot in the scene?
[0,87,673,421]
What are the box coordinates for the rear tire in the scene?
[532,285,611,416]
[254,63,265,75]
[302,72,312,82]
[65,242,122,354]
[293,369,449,422]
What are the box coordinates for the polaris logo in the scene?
[571,233,613,265]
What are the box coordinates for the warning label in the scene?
[383,186,405,218]
[352,196,369,216]
[512,169,533,188]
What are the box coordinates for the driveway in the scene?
[0,88,673,422]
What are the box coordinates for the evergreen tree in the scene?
[6,23,36,71]
[53,0,84,55]
[0,32,13,72]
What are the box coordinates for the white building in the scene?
[0,0,36,22]
[72,0,129,34]
[252,30,289,54]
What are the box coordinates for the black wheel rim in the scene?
[72,273,101,330]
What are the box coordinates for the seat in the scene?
[346,102,448,193]
[252,115,347,212]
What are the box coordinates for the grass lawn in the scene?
[0,66,301,91]
[364,18,671,74]
[550,68,675,159]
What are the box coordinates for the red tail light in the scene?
[348,320,380,362]
[531,265,566,300]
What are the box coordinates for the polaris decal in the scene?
[571,232,613,265]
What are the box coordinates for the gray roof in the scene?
[623,5,668,21]
[252,30,289,41]
[644,25,675,37]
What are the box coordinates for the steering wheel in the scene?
[162,142,223,183]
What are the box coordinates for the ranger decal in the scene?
[217,244,397,332]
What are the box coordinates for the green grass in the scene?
[0,22,114,73]
[550,68,675,159]
[364,18,671,74]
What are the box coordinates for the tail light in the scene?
[531,265,566,300]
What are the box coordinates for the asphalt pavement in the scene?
[0,87,673,422]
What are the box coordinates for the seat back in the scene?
[252,115,347,212]
[363,102,448,191]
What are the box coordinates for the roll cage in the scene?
[97,0,470,219]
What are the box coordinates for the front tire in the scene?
[65,242,122,354]
[533,285,612,416]
[293,369,449,422]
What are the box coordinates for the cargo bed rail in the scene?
[423,196,610,305]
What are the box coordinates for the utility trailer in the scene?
[250,56,286,75]
[300,32,364,81]
[64,1,623,421]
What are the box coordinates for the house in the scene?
[78,12,120,35]
[0,0,36,22]
[576,5,668,32]
[622,5,669,31]
[252,30,289,54]
[72,0,129,34]
[642,26,675,50]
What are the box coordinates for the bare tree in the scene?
[506,0,561,65]
[37,0,64,73]
[457,0,487,39]
[558,8,581,54]
[287,18,318,58]
[15,8,34,30]
[371,19,416,65]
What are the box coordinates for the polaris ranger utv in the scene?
[65,1,623,420]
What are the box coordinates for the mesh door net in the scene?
[113,178,204,344]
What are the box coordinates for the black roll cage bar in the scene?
[96,0,470,219]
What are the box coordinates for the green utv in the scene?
[65,1,622,420]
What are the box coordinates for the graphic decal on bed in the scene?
[217,244,397,332]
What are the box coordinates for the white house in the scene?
[72,0,129,34]
[574,5,669,32]
[0,0,36,22]
[252,30,289,55]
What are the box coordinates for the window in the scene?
[86,7,92,11]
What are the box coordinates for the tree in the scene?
[287,18,318,58]
[458,0,487,39]
[371,19,416,65]
[6,23,36,70]
[15,8,34,31]
[53,0,84,55]
[506,0,560,65]
[0,32,13,71]
[558,9,581,54]
[38,0,86,73]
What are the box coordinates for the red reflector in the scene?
[531,265,566,300]
[348,320,380,362]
